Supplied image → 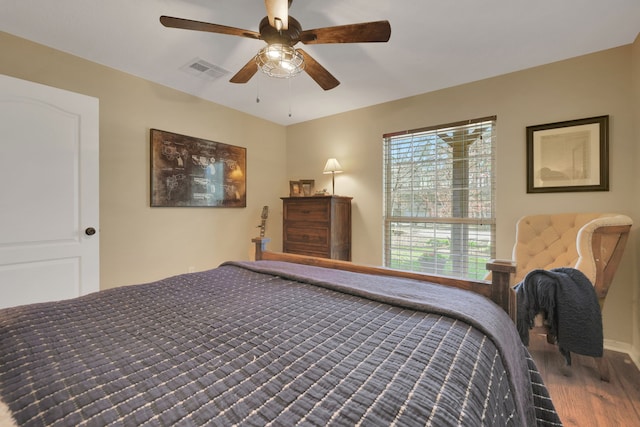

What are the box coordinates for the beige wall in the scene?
[287,42,639,350]
[2,30,639,354]
[0,32,287,289]
[632,32,640,362]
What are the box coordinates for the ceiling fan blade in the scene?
[264,0,289,30]
[297,49,339,91]
[300,20,391,44]
[229,57,259,84]
[160,16,261,40]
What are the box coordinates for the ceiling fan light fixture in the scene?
[256,44,304,78]
[274,17,284,31]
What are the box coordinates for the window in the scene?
[383,116,496,280]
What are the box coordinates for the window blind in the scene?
[383,116,496,280]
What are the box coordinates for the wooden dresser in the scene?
[281,196,352,260]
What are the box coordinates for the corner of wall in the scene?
[631,31,640,362]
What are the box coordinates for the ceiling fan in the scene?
[160,0,391,90]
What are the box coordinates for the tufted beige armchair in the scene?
[510,212,632,381]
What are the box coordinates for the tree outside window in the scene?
[383,117,496,280]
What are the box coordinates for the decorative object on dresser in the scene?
[322,158,343,195]
[289,180,302,197]
[289,179,314,196]
[282,195,352,260]
[299,179,315,196]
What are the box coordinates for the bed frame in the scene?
[252,237,517,322]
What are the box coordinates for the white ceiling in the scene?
[2,0,639,125]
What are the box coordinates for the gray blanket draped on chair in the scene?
[515,267,603,365]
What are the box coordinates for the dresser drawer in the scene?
[284,200,330,222]
[284,225,329,246]
[282,244,329,259]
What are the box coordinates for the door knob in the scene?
[85,227,96,236]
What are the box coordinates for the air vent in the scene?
[181,58,230,81]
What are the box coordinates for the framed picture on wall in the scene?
[150,129,246,207]
[526,115,609,193]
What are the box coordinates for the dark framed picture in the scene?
[526,115,609,193]
[150,129,246,207]
[300,179,315,196]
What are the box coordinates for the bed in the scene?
[0,239,561,426]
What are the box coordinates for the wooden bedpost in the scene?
[252,237,270,260]
[486,260,517,322]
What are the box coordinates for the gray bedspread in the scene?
[0,261,561,426]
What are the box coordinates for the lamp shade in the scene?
[323,158,343,174]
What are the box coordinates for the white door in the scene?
[0,74,99,308]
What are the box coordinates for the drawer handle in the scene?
[302,235,309,241]
[301,210,311,214]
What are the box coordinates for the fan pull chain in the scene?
[256,72,261,103]
[288,78,292,117]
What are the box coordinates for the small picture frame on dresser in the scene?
[289,181,302,197]
[300,180,315,196]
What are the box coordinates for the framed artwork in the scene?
[300,179,315,196]
[289,181,302,197]
[150,129,246,207]
[526,116,609,193]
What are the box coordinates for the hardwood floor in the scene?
[528,332,640,426]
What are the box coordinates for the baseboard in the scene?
[604,339,640,369]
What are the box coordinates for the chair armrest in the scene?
[575,214,632,298]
